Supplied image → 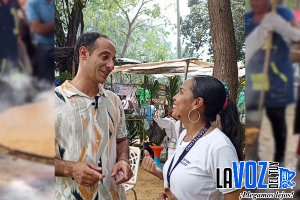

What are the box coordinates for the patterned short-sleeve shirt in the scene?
[55,81,128,200]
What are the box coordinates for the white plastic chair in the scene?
[124,146,141,200]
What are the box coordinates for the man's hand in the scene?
[111,160,133,185]
[72,162,104,187]
[158,187,179,200]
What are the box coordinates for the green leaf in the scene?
[169,76,181,109]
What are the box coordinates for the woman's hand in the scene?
[141,150,163,179]
[158,186,179,200]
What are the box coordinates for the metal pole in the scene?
[168,77,171,111]
[177,0,181,59]
[180,61,190,134]
[143,75,146,151]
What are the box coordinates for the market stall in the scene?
[110,58,245,158]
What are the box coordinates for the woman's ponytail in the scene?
[219,99,243,161]
[191,76,244,161]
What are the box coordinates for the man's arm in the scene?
[116,137,130,164]
[290,19,300,48]
[26,0,54,35]
[111,96,133,184]
[261,13,300,43]
[111,137,133,185]
[55,158,75,177]
[31,20,54,35]
[245,25,269,65]
[55,158,104,187]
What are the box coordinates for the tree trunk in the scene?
[55,6,66,47]
[55,6,67,73]
[208,0,238,102]
[121,24,132,58]
[66,0,84,74]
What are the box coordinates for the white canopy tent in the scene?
[110,58,245,78]
[108,58,245,147]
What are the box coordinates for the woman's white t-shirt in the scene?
[163,128,241,200]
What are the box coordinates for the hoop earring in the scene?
[188,109,200,123]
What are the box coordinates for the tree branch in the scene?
[80,11,84,34]
[133,18,149,29]
[95,19,128,36]
[132,23,164,31]
[131,0,153,24]
[65,0,70,17]
[113,0,130,24]
[121,30,128,36]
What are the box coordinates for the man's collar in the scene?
[98,83,108,98]
[61,80,108,99]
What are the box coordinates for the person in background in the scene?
[145,100,156,125]
[121,95,130,109]
[0,0,28,77]
[55,32,132,200]
[17,0,37,74]
[142,76,244,200]
[26,0,54,85]
[246,0,300,165]
[163,105,169,118]
[128,100,137,113]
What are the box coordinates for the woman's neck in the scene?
[183,119,210,140]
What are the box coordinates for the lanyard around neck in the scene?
[166,122,211,189]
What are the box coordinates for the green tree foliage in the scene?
[181,0,245,62]
[55,0,86,47]
[169,75,181,109]
[83,0,176,62]
[142,76,160,101]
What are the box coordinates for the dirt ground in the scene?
[127,165,164,200]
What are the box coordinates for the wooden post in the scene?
[183,61,190,81]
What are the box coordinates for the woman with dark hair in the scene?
[142,75,244,200]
